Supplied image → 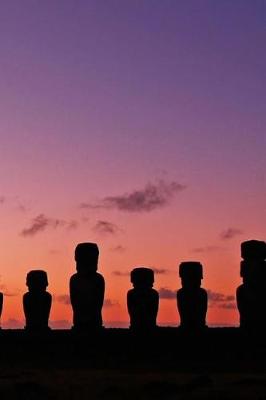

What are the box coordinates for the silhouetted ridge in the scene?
[70,242,105,331]
[23,270,52,331]
[127,267,159,331]
[177,261,208,330]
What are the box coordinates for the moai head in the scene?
[241,240,266,262]
[240,240,266,286]
[130,267,154,289]
[75,242,99,274]
[26,270,48,292]
[179,261,203,289]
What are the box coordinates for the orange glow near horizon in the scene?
[0,227,243,328]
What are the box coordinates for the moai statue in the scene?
[23,270,52,331]
[177,262,208,330]
[236,240,266,330]
[70,242,105,331]
[0,292,3,328]
[127,267,159,331]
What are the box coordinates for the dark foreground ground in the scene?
[1,328,266,399]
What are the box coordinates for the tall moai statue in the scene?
[236,240,266,329]
[0,292,3,328]
[177,262,208,330]
[70,242,105,331]
[127,267,159,331]
[23,270,52,331]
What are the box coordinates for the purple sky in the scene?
[0,1,265,327]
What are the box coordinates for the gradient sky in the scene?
[0,0,265,328]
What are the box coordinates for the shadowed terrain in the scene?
[1,328,266,399]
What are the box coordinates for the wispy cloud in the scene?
[20,214,78,237]
[56,294,118,308]
[191,246,222,254]
[2,318,24,329]
[0,281,19,297]
[56,294,70,305]
[80,179,186,213]
[113,268,170,277]
[14,196,30,213]
[220,228,243,240]
[110,245,126,253]
[93,220,120,236]
[0,195,30,212]
[67,220,79,230]
[1,290,18,297]
[154,268,171,275]
[49,320,71,329]
[49,249,60,255]
[21,214,62,236]
[104,299,119,308]
[219,302,236,310]
[159,287,176,299]
[207,290,236,309]
[112,270,129,277]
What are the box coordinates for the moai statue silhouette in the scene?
[236,240,266,330]
[70,242,105,331]
[23,270,52,331]
[127,267,159,331]
[177,262,208,330]
[0,292,3,328]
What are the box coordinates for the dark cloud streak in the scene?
[154,268,171,275]
[220,228,243,240]
[159,287,176,299]
[93,220,119,235]
[110,245,126,253]
[21,214,78,237]
[81,180,186,213]
[207,290,236,309]
[56,295,118,308]
[56,295,71,305]
[112,270,129,277]
[192,246,222,254]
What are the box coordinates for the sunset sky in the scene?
[0,0,265,328]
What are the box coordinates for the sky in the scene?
[0,0,265,328]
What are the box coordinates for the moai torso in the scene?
[177,262,208,329]
[177,287,207,328]
[70,272,104,328]
[23,270,52,331]
[127,267,159,330]
[237,240,266,330]
[70,243,105,330]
